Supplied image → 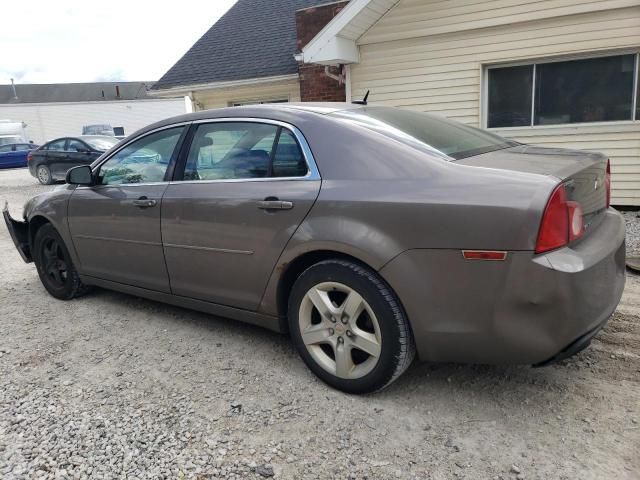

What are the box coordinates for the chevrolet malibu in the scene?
[3,103,626,394]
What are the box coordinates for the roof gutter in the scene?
[148,74,300,97]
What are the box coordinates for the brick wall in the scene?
[296,1,348,102]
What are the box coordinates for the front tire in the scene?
[33,223,89,300]
[288,259,415,394]
[36,165,53,185]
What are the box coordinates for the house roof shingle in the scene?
[152,0,328,91]
[0,82,155,104]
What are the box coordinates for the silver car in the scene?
[4,103,626,393]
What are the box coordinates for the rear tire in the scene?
[36,165,53,185]
[288,259,415,394]
[33,223,89,300]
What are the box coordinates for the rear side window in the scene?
[182,122,308,181]
[272,130,307,177]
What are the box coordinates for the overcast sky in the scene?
[1,0,237,85]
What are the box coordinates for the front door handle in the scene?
[132,197,157,208]
[258,199,294,210]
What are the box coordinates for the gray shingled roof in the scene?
[0,82,155,104]
[152,0,329,91]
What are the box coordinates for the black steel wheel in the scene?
[33,223,89,300]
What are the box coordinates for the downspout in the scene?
[345,65,352,103]
[10,78,18,101]
[323,65,345,85]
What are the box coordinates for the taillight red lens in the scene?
[535,183,585,254]
[27,151,33,163]
[605,159,611,208]
[536,184,569,253]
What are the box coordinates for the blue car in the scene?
[0,143,39,169]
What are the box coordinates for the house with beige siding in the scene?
[301,0,640,206]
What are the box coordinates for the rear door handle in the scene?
[258,200,294,210]
[132,198,157,208]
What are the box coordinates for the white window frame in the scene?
[482,49,640,130]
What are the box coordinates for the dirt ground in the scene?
[0,167,638,480]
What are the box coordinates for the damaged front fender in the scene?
[3,202,32,263]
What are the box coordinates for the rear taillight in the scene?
[27,151,33,163]
[605,159,611,208]
[535,183,585,254]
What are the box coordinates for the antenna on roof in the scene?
[352,90,370,105]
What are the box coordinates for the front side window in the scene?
[488,53,639,128]
[47,139,67,151]
[183,122,307,181]
[97,127,184,185]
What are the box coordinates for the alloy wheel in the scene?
[37,166,50,184]
[298,282,382,379]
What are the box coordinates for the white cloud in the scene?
[1,0,237,84]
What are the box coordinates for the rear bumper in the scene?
[533,315,608,367]
[3,206,32,263]
[380,208,626,365]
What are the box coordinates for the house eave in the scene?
[149,74,300,97]
[300,0,399,65]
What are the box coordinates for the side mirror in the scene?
[66,165,93,185]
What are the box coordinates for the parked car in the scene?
[0,143,39,169]
[3,103,625,394]
[28,135,120,184]
[82,124,126,139]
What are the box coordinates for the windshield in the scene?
[330,107,518,160]
[84,136,119,151]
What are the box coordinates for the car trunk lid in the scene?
[455,144,609,232]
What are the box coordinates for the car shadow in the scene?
[83,287,585,407]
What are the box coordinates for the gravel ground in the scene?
[623,211,640,255]
[1,167,639,480]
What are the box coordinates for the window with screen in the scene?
[487,53,639,128]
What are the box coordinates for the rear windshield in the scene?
[329,107,518,160]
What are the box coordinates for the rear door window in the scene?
[47,139,67,152]
[182,122,308,181]
[67,139,88,152]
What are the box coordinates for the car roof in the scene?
[133,102,368,138]
[79,135,118,140]
[44,135,116,144]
